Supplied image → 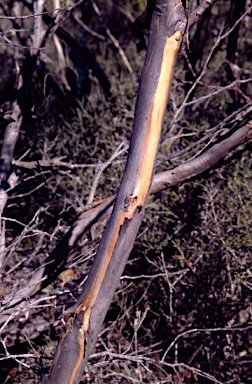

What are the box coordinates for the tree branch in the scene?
[21,0,111,95]
[41,1,186,383]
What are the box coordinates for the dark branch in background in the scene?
[225,0,246,108]
[226,0,246,62]
[131,0,155,52]
[0,0,53,225]
[21,0,111,95]
[0,104,22,187]
[0,0,57,189]
[188,0,219,29]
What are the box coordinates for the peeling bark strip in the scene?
[42,2,186,383]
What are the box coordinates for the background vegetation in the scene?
[0,0,252,382]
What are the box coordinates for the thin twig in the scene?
[92,1,133,73]
[87,142,128,204]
